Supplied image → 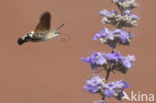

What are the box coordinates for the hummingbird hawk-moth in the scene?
[17,12,64,45]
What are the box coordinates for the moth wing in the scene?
[35,12,51,33]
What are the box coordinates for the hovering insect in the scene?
[17,12,64,45]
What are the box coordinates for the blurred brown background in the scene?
[0,0,155,103]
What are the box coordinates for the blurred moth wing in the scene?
[35,12,51,34]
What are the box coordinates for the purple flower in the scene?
[121,9,131,15]
[99,9,109,16]
[121,58,132,69]
[83,76,103,93]
[80,57,90,63]
[92,33,102,40]
[108,31,114,40]
[120,30,128,43]
[104,88,115,97]
[119,0,126,2]
[84,76,130,98]
[104,27,110,35]
[120,80,130,88]
[126,55,135,63]
[93,28,109,40]
[113,29,122,33]
[119,55,135,70]
[96,55,107,65]
[113,29,128,43]
[107,53,118,61]
[128,32,134,39]
[114,52,122,58]
[103,83,117,97]
[81,52,107,70]
[130,14,139,20]
[84,76,130,101]
[81,51,135,73]
[93,28,134,48]
[110,10,118,15]
[102,80,130,98]
[99,9,117,17]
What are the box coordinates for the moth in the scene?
[17,12,64,45]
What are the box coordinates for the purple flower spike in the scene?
[83,0,138,102]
